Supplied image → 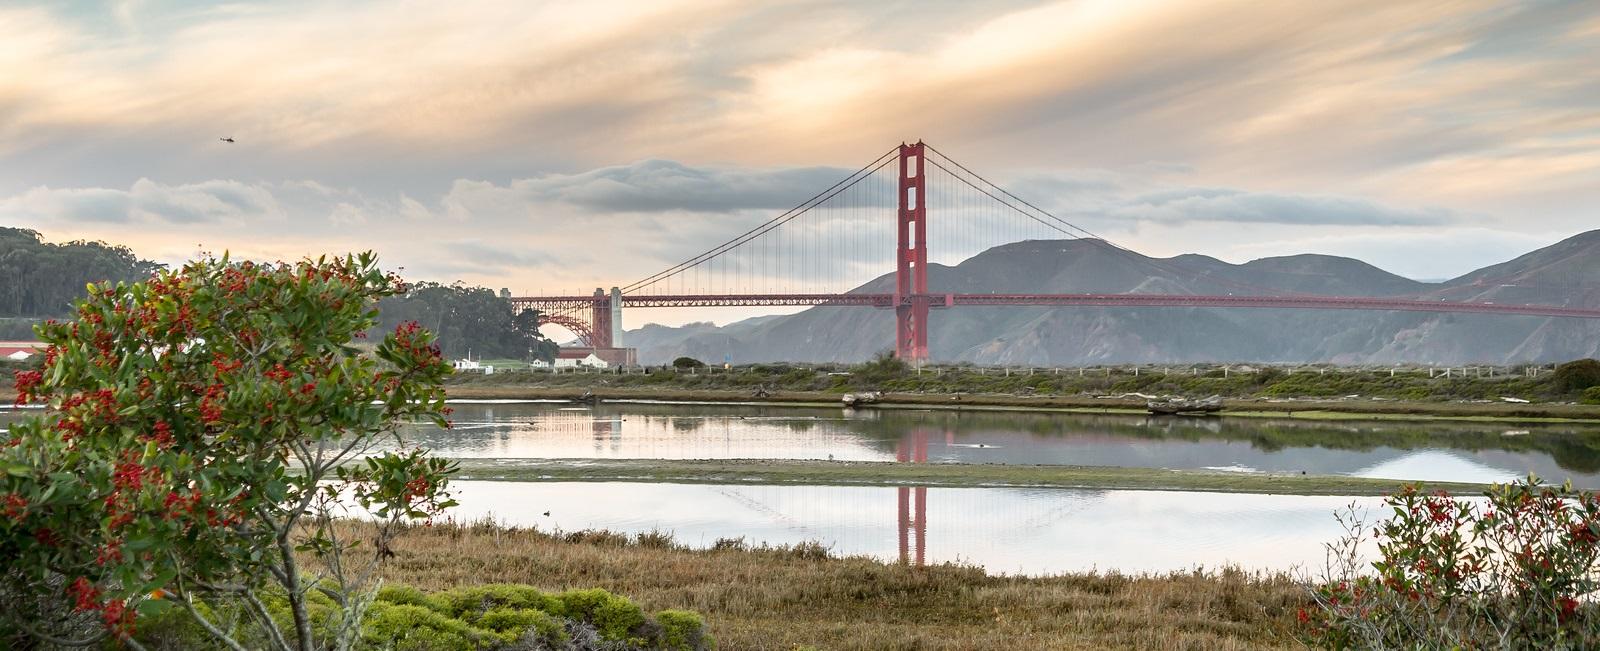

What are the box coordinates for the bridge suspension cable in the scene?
[619,147,898,295]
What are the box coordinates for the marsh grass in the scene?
[445,383,1600,423]
[447,457,1486,496]
[447,359,1584,406]
[336,518,1312,650]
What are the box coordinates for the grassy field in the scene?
[354,518,1311,650]
[445,383,1600,422]
[14,354,1600,421]
[450,457,1489,496]
[448,358,1585,406]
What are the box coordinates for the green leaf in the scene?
[136,598,175,616]
[124,536,157,552]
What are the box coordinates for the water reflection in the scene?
[897,429,930,566]
[405,402,1600,487]
[442,480,1384,575]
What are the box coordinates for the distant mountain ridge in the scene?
[621,232,1600,365]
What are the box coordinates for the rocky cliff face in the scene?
[623,233,1600,365]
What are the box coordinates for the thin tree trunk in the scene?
[278,531,316,650]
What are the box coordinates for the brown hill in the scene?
[624,232,1600,365]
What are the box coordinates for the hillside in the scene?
[622,233,1600,365]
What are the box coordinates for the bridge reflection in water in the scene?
[895,429,935,566]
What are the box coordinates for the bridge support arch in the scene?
[536,313,596,347]
[895,142,930,362]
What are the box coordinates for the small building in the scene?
[553,350,609,368]
[529,359,551,368]
[451,357,495,375]
[588,347,637,367]
[0,341,45,362]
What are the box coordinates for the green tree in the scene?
[1554,359,1600,393]
[1,253,457,650]
[0,227,163,318]
[370,282,556,362]
[855,350,908,383]
[671,356,706,369]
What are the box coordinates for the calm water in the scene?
[444,480,1383,575]
[409,401,1600,487]
[404,401,1596,573]
[10,400,1595,574]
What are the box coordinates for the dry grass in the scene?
[343,519,1312,650]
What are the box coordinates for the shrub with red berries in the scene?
[1306,476,1600,648]
[1,253,454,650]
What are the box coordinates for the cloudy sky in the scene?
[3,0,1598,327]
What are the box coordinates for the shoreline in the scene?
[448,457,1489,496]
[445,384,1600,424]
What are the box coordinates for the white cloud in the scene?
[0,158,1486,293]
[0,178,280,224]
[1107,188,1452,227]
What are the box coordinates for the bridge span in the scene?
[510,141,1599,360]
[512,291,1600,350]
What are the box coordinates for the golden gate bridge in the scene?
[513,142,1600,362]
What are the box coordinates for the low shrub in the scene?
[126,583,711,651]
[1305,477,1600,648]
[431,583,565,620]
[711,536,747,551]
[562,529,632,547]
[656,610,713,651]
[559,588,648,641]
[377,584,439,610]
[476,606,567,645]
[636,529,678,549]
[362,602,499,651]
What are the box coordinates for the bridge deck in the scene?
[509,293,1600,319]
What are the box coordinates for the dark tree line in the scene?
[0,227,164,317]
[371,282,557,361]
[2,227,553,360]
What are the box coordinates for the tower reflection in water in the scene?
[895,429,935,566]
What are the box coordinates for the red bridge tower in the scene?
[895,142,930,362]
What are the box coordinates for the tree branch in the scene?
[241,589,295,651]
[116,632,151,651]
[170,589,252,651]
[15,620,108,648]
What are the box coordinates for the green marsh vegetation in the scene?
[447,357,1600,423]
[446,457,1488,495]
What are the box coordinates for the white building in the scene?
[451,357,495,375]
[553,350,608,368]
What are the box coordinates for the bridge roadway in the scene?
[510,293,1600,319]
